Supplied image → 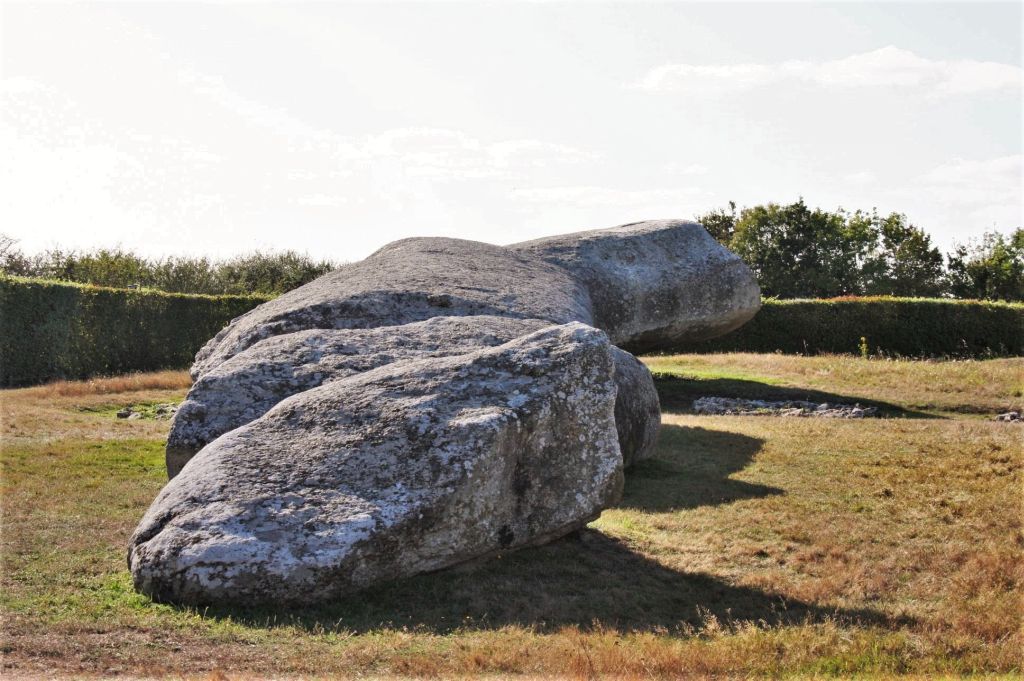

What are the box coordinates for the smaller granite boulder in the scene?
[609,347,660,467]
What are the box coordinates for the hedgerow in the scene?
[3,280,1022,387]
[673,297,1024,358]
[0,276,268,387]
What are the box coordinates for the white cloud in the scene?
[179,149,223,164]
[1,76,50,95]
[345,127,594,180]
[844,171,877,185]
[859,155,1023,246]
[637,63,775,95]
[919,155,1021,187]
[295,194,349,207]
[0,124,143,247]
[176,65,596,181]
[512,185,709,207]
[170,63,595,182]
[664,162,709,176]
[176,66,332,143]
[1,76,601,256]
[635,46,1022,96]
[911,155,1022,212]
[488,139,596,168]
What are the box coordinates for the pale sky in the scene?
[1,1,1021,261]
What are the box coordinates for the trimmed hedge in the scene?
[3,280,1022,387]
[0,276,268,387]
[673,297,1024,358]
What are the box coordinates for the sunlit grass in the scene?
[1,358,1021,676]
[644,353,1024,417]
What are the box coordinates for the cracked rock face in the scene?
[133,220,760,604]
[131,324,623,605]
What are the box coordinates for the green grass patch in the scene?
[77,400,181,420]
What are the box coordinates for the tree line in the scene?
[0,236,337,296]
[697,200,1023,301]
[2,200,1022,300]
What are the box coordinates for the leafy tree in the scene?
[0,234,32,276]
[947,229,1024,301]
[150,255,222,294]
[861,212,946,297]
[0,235,339,296]
[695,201,736,245]
[51,248,151,289]
[696,202,967,298]
[726,199,875,298]
[215,251,336,295]
[0,233,17,259]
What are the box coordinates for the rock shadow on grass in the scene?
[653,374,940,419]
[620,424,780,512]
[190,529,903,635]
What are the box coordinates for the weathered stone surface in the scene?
[191,238,592,379]
[609,347,660,467]
[511,220,761,352]
[169,316,659,478]
[167,315,551,477]
[130,324,623,605]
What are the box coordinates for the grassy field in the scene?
[1,355,1021,678]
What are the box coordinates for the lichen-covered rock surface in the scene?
[134,220,760,604]
[166,315,552,477]
[131,324,623,605]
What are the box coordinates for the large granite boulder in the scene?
[512,219,761,353]
[130,324,623,605]
[133,220,760,604]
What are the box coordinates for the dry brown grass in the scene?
[0,371,190,446]
[12,370,191,399]
[1,360,1022,678]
